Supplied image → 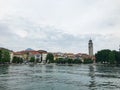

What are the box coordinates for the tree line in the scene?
[95,49,120,64]
[46,53,93,64]
[0,51,94,64]
[2,49,120,65]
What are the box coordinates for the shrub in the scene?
[83,58,93,64]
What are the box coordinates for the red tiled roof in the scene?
[14,50,47,55]
[29,51,40,55]
[13,52,23,55]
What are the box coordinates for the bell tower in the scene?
[88,39,93,56]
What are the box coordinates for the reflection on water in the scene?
[0,64,120,90]
[89,65,96,90]
[0,65,9,90]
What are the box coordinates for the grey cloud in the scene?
[1,0,120,53]
[0,14,120,53]
[0,17,90,53]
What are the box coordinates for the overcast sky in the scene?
[0,0,120,54]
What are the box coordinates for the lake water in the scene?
[0,64,120,90]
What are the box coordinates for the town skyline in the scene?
[0,0,120,53]
[1,39,94,55]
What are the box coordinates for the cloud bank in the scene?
[0,0,120,53]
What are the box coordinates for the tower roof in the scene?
[89,39,92,43]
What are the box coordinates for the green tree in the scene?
[55,58,60,64]
[3,50,10,63]
[29,57,35,62]
[83,58,93,64]
[55,58,67,64]
[19,58,23,63]
[46,53,54,63]
[73,59,82,64]
[12,56,17,63]
[95,49,111,63]
[55,58,82,64]
[0,48,11,64]
[113,51,120,64]
[0,50,2,63]
[108,51,115,64]
[12,56,23,63]
[67,59,73,64]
